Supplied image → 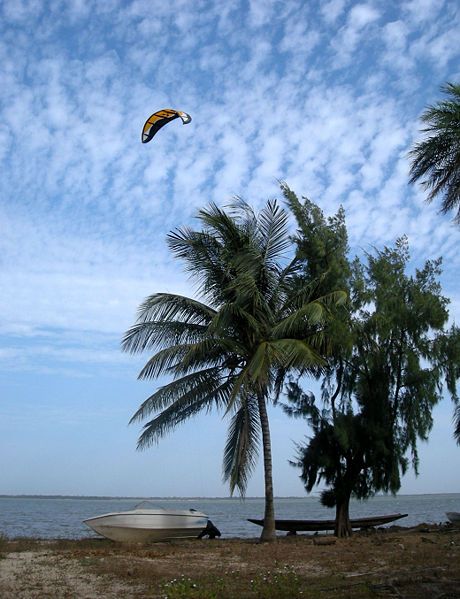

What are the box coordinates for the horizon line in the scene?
[1,492,459,500]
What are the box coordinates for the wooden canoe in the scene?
[247,513,408,532]
[446,512,460,524]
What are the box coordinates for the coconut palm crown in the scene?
[409,82,460,222]
[122,198,344,541]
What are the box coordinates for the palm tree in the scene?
[409,82,460,222]
[122,199,342,541]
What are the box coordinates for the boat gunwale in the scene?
[84,510,208,524]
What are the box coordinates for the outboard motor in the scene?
[198,519,221,539]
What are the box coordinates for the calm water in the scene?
[0,494,458,540]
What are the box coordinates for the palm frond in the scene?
[269,338,326,371]
[198,202,247,244]
[244,341,278,388]
[138,293,215,324]
[274,290,347,339]
[137,344,194,379]
[272,300,326,339]
[167,229,236,302]
[122,321,208,355]
[130,367,227,423]
[222,364,260,415]
[228,196,257,222]
[170,337,232,375]
[208,301,265,339]
[409,82,460,221]
[223,396,261,495]
[258,199,291,263]
[136,380,231,450]
[122,294,216,356]
[225,273,274,321]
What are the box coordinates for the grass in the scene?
[0,533,7,558]
[1,526,459,598]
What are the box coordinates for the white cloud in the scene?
[1,0,460,498]
[330,3,380,65]
[321,0,347,24]
[1,0,43,22]
[404,0,443,23]
[248,0,293,28]
[348,3,379,29]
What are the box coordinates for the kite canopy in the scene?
[141,109,192,143]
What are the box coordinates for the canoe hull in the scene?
[84,508,209,543]
[446,512,460,524]
[248,513,408,532]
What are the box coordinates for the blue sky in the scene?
[1,0,460,498]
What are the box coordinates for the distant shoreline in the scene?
[1,492,459,500]
[1,494,301,500]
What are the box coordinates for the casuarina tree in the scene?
[282,187,460,537]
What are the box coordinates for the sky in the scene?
[1,0,460,499]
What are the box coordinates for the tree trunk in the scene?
[334,493,352,538]
[257,394,276,542]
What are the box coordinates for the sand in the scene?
[0,525,459,598]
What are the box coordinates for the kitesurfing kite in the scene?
[141,109,192,143]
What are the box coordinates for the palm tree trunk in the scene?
[257,393,276,542]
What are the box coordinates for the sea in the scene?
[0,494,458,540]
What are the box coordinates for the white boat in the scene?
[83,501,209,542]
[446,512,460,524]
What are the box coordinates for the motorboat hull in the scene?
[84,507,209,543]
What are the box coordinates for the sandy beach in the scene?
[1,525,459,598]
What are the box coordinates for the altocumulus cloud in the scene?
[0,0,460,374]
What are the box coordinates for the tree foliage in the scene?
[281,187,460,536]
[409,82,460,222]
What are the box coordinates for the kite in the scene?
[141,109,192,143]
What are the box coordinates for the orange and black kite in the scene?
[141,109,192,143]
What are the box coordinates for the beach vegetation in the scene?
[122,198,344,542]
[282,187,460,537]
[0,533,7,558]
[2,532,459,598]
